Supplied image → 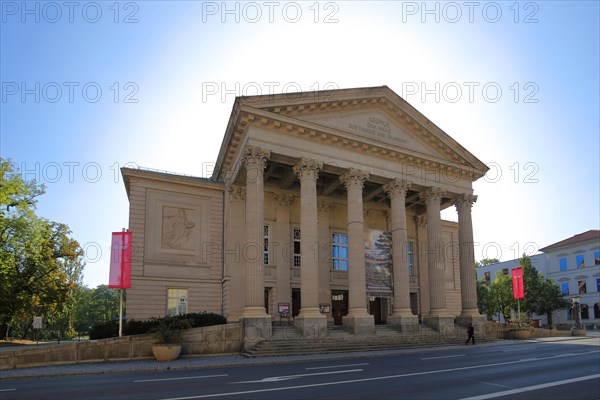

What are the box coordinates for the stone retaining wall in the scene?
[485,322,575,339]
[0,322,242,370]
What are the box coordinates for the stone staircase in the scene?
[241,324,494,357]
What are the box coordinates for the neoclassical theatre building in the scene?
[122,86,489,337]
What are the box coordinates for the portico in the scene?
[122,86,489,344]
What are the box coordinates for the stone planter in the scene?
[151,344,182,361]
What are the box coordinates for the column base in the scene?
[295,311,327,339]
[241,306,270,319]
[423,315,454,333]
[342,313,375,336]
[387,315,419,333]
[241,316,272,351]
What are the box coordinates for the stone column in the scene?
[340,168,374,335]
[224,185,246,322]
[384,178,418,331]
[454,194,484,328]
[415,215,429,317]
[293,158,327,337]
[240,145,271,348]
[420,187,453,331]
[273,192,294,323]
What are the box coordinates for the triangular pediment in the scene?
[296,108,446,160]
[214,86,489,181]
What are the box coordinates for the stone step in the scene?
[242,330,495,357]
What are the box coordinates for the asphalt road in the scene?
[1,338,599,400]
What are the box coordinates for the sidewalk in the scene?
[2,336,596,380]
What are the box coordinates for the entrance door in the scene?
[264,289,270,315]
[292,289,301,318]
[369,297,382,324]
[332,291,348,325]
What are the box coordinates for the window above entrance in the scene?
[332,233,348,271]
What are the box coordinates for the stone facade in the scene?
[122,86,489,337]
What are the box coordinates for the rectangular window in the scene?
[561,282,569,295]
[502,268,509,275]
[581,304,589,320]
[597,278,600,292]
[595,251,600,266]
[559,257,567,271]
[293,228,301,267]
[332,233,348,271]
[576,255,585,269]
[484,271,491,286]
[578,280,587,294]
[167,288,188,316]
[264,225,270,265]
[407,242,414,276]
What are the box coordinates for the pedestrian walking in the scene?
[465,323,475,345]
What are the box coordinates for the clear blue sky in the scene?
[2,1,598,288]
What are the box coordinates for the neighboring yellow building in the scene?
[122,86,489,339]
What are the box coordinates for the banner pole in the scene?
[119,288,123,337]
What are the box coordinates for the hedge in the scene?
[89,312,227,340]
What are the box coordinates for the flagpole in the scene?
[119,288,123,337]
[118,228,126,338]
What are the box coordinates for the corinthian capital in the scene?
[454,193,478,215]
[419,187,446,204]
[339,168,369,189]
[241,145,270,170]
[293,157,323,182]
[383,178,411,199]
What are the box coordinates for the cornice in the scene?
[121,167,223,198]
[220,105,485,184]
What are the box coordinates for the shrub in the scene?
[89,321,118,340]
[89,312,227,339]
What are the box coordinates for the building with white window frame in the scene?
[476,230,600,329]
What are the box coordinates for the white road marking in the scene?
[230,369,363,384]
[502,348,529,352]
[305,363,369,370]
[134,374,228,383]
[0,389,16,392]
[459,374,600,400]
[159,350,600,400]
[478,381,511,389]
[422,354,466,360]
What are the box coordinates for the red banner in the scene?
[512,267,524,300]
[108,231,132,289]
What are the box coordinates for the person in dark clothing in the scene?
[465,323,475,345]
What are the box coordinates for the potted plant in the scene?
[150,318,189,361]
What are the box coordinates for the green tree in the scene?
[489,273,516,323]
[92,285,120,324]
[0,159,84,339]
[520,254,544,315]
[73,284,120,335]
[517,254,569,327]
[476,279,493,319]
[534,279,570,327]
